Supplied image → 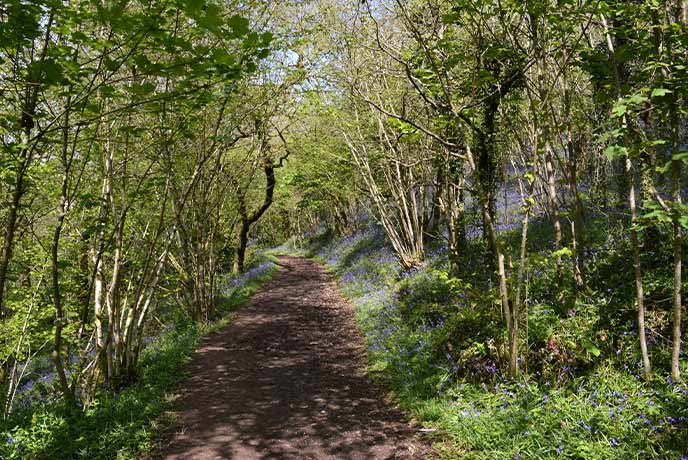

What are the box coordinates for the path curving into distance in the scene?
[157,256,434,460]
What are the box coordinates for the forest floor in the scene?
[155,256,434,460]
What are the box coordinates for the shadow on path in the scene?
[157,257,433,460]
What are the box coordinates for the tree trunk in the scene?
[51,183,74,405]
[0,171,27,319]
[511,205,530,378]
[233,161,278,274]
[233,222,250,274]
[483,203,515,376]
[476,97,499,264]
[544,143,563,288]
[627,157,652,381]
[602,13,651,381]
[0,12,54,319]
[670,154,682,381]
[51,102,75,405]
[669,0,684,381]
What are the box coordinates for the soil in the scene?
[155,256,435,460]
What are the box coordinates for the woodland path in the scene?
[156,256,434,460]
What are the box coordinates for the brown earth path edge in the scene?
[155,256,436,460]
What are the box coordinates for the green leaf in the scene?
[627,94,648,105]
[127,82,156,95]
[260,31,274,46]
[679,215,688,229]
[611,103,626,118]
[657,160,672,174]
[442,12,460,24]
[183,0,205,15]
[552,247,573,258]
[604,144,628,160]
[173,37,193,51]
[211,48,235,66]
[104,57,120,71]
[651,88,671,98]
[198,4,222,32]
[100,85,116,98]
[643,209,671,224]
[228,15,250,36]
[29,59,64,86]
[581,338,601,357]
[672,151,688,163]
[70,31,89,43]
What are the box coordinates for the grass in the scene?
[0,256,277,460]
[296,223,688,460]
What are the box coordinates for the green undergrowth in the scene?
[0,255,277,460]
[298,224,687,460]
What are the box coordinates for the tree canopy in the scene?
[1,0,687,458]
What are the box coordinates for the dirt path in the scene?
[156,256,434,460]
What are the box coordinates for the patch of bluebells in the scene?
[222,262,275,292]
[321,231,450,386]
[7,369,58,415]
[314,226,384,267]
[440,371,688,458]
[400,269,453,308]
[312,223,688,460]
[494,221,521,233]
[466,224,482,241]
[342,265,386,295]
[326,227,500,387]
[424,245,451,269]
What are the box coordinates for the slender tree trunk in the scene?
[668,0,684,382]
[530,11,563,300]
[471,125,514,373]
[0,168,28,319]
[511,205,530,378]
[447,181,466,277]
[627,158,652,380]
[105,221,124,384]
[233,221,250,274]
[0,12,54,319]
[558,0,585,293]
[102,128,121,384]
[483,204,514,376]
[233,161,279,273]
[670,152,682,381]
[51,102,75,405]
[568,142,586,292]
[93,193,107,361]
[4,292,37,417]
[476,98,499,264]
[602,13,652,381]
[51,179,74,405]
[443,144,466,277]
[544,143,563,284]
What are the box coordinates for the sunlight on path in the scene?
[157,257,433,460]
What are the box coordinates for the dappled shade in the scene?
[158,257,432,460]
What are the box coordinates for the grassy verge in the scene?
[0,257,277,460]
[300,225,687,460]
